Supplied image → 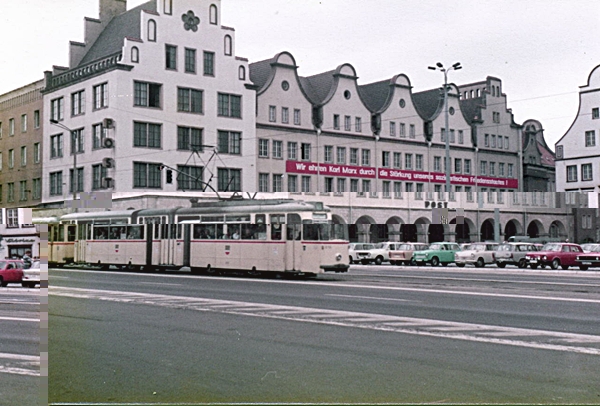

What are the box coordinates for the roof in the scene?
[537,141,556,166]
[300,69,338,105]
[358,79,392,112]
[79,0,156,66]
[248,56,278,92]
[459,96,484,123]
[412,88,443,120]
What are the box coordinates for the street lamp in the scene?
[428,62,462,197]
[50,119,78,209]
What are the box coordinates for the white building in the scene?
[556,63,600,206]
[0,208,39,259]
[41,0,256,207]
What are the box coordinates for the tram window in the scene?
[127,226,142,239]
[227,224,241,239]
[67,226,77,242]
[271,223,282,240]
[255,214,266,225]
[177,224,182,239]
[110,226,126,240]
[287,224,301,240]
[194,224,216,239]
[256,223,267,240]
[94,227,108,239]
[58,226,65,242]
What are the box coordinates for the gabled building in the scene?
[41,0,255,207]
[521,119,556,193]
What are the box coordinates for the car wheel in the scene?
[410,259,417,266]
[561,265,569,270]
[456,263,465,267]
[431,257,440,267]
[496,262,506,268]
[518,259,527,269]
[530,264,538,269]
[375,256,383,265]
[475,258,485,268]
[580,266,589,270]
[551,259,560,270]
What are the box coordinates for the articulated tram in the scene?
[38,199,349,276]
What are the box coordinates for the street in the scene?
[0,286,42,406]
[49,265,600,404]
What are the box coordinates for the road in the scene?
[0,286,42,406]
[49,265,600,404]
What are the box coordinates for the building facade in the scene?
[41,0,256,207]
[0,80,44,207]
[0,208,40,259]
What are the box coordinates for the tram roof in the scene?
[32,217,60,224]
[58,210,138,222]
[175,199,329,215]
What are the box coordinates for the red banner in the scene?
[285,161,518,189]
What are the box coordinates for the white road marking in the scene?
[0,353,40,377]
[50,286,600,356]
[327,293,414,302]
[0,317,39,322]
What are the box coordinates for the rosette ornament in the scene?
[182,10,200,32]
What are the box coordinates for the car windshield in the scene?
[374,243,386,249]
[429,243,443,250]
[398,244,412,250]
[542,243,561,252]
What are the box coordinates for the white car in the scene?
[454,242,499,267]
[22,260,41,288]
[348,243,375,265]
[368,242,405,265]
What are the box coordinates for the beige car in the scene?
[389,242,430,265]
[455,242,499,267]
[495,242,540,268]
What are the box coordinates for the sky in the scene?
[1,0,599,151]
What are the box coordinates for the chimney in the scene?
[99,0,127,24]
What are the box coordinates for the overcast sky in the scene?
[2,0,599,151]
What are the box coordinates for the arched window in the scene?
[476,88,480,97]
[496,85,500,96]
[164,0,172,14]
[224,35,232,56]
[491,86,496,96]
[238,66,246,80]
[210,4,218,24]
[131,46,139,63]
[148,20,156,42]
[470,90,474,98]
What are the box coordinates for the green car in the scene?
[412,242,462,266]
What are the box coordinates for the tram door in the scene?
[285,214,303,272]
[75,223,89,263]
[158,224,182,266]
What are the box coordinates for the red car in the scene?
[0,260,25,287]
[524,243,586,270]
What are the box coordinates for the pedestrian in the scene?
[22,250,32,269]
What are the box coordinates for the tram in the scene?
[37,199,349,276]
[33,216,74,267]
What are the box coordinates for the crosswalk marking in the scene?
[49,286,600,356]
[0,353,40,377]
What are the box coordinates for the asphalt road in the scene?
[49,265,600,404]
[0,286,42,406]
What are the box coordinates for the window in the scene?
[204,51,215,76]
[450,129,455,143]
[273,140,283,159]
[224,35,232,56]
[382,151,390,168]
[92,164,108,190]
[21,114,27,132]
[362,180,371,194]
[71,128,84,154]
[464,159,471,174]
[484,134,489,147]
[8,149,14,168]
[34,110,40,128]
[498,135,503,149]
[405,153,413,170]
[217,93,241,118]
[9,118,14,136]
[134,162,162,188]
[272,174,283,192]
[301,143,311,161]
[92,124,105,149]
[344,116,351,131]
[134,81,161,108]
[177,126,202,151]
[416,183,424,200]
[593,108,600,119]
[480,161,487,176]
[405,182,413,193]
[355,117,362,132]
[361,149,370,166]
[217,168,241,191]
[499,163,505,177]
[394,182,402,198]
[324,145,333,163]
[399,123,406,138]
[164,0,172,14]
[585,130,596,147]
[20,146,26,166]
[71,90,85,116]
[93,83,108,109]
[34,143,40,163]
[182,48,196,73]
[32,178,41,199]
[50,134,63,158]
[458,130,464,144]
[51,97,64,121]
[504,136,509,149]
[301,176,311,192]
[294,109,301,125]
[393,152,401,169]
[131,46,139,63]
[409,124,415,139]
[337,147,346,164]
[491,134,496,148]
[390,121,396,136]
[288,142,297,160]
[177,87,203,113]
[269,106,276,122]
[69,167,84,193]
[0,152,2,170]
[288,175,297,192]
[282,107,289,124]
[209,4,218,24]
[489,162,495,176]
[177,165,204,190]
[217,131,241,154]
[7,183,15,202]
[238,66,246,80]
[454,158,462,173]
[441,128,446,142]
[333,114,340,130]
[50,172,63,195]
[350,148,358,165]
[434,156,441,172]
[259,139,269,157]
[148,19,156,41]
[582,163,593,181]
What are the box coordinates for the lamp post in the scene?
[50,119,78,209]
[428,62,462,197]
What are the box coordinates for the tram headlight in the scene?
[336,254,342,261]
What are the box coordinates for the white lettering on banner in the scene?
[342,167,357,175]
[295,163,306,171]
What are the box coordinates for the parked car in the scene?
[348,243,375,265]
[367,242,406,265]
[412,242,462,266]
[22,260,41,288]
[524,243,586,270]
[389,242,430,265]
[495,242,540,268]
[576,244,600,269]
[454,242,499,267]
[0,260,25,287]
[580,243,600,253]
